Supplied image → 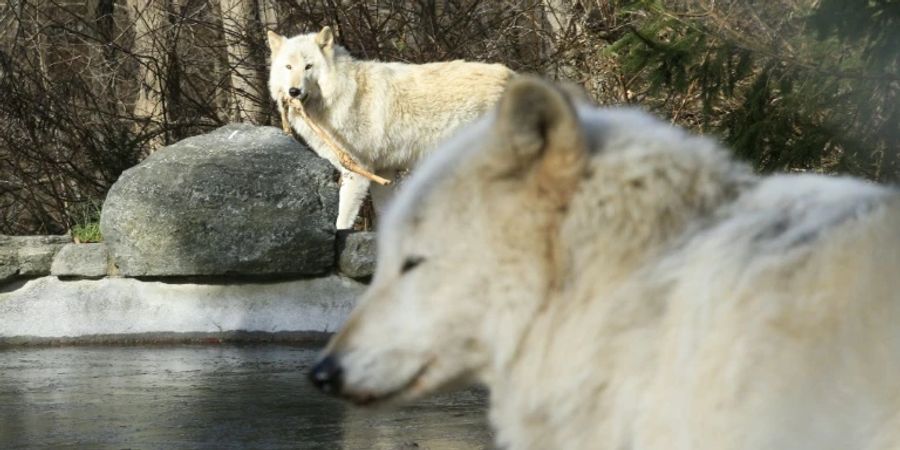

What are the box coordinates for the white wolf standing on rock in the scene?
[309,76,900,449]
[267,26,514,229]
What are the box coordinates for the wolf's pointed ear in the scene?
[315,26,334,49]
[494,76,587,206]
[267,30,284,54]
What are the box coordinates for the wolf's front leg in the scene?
[336,171,371,230]
[369,169,398,227]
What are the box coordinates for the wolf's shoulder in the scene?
[672,174,897,269]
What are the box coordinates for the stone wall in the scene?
[0,231,375,284]
[0,124,377,345]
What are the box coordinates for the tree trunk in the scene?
[219,0,269,124]
[256,0,278,125]
[127,0,170,153]
[1,0,24,53]
[256,0,277,32]
[541,0,586,81]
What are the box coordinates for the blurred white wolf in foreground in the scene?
[267,26,514,229]
[310,76,900,450]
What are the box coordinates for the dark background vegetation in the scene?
[0,0,896,235]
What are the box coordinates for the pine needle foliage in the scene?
[603,0,898,182]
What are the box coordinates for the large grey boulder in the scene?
[101,124,339,277]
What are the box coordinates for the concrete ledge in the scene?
[0,276,363,342]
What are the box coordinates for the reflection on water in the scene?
[0,345,492,449]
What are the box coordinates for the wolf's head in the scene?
[267,27,338,105]
[308,76,592,405]
[308,76,742,405]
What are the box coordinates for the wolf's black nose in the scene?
[309,355,343,395]
[288,87,302,98]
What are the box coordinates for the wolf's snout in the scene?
[288,87,303,98]
[309,354,344,395]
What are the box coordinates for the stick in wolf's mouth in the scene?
[281,97,393,186]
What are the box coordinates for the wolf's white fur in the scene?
[267,27,514,229]
[319,77,900,449]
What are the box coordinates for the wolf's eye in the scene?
[304,63,313,70]
[401,256,425,274]
[285,64,292,70]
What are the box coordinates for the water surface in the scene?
[0,345,491,449]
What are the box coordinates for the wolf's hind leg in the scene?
[336,171,371,230]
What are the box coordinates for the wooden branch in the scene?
[281,97,392,186]
[279,100,292,134]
